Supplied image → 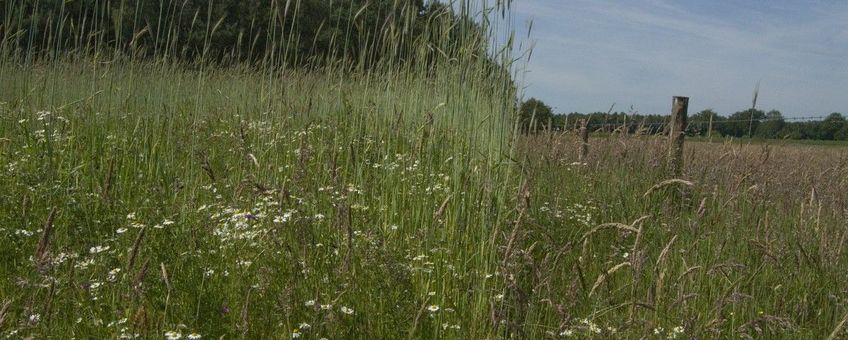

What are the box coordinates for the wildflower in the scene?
[90,245,111,254]
[304,300,316,307]
[668,326,685,339]
[427,305,440,312]
[340,306,354,315]
[274,211,293,224]
[588,323,601,334]
[108,268,122,282]
[559,329,574,337]
[298,323,311,330]
[29,313,41,323]
[187,333,202,340]
[292,330,301,338]
[116,227,128,234]
[320,304,332,310]
[164,330,182,340]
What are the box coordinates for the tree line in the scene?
[519,98,848,141]
[1,0,493,68]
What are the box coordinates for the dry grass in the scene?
[523,132,848,214]
[510,131,848,338]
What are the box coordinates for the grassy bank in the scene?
[0,55,519,338]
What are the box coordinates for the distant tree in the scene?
[820,112,846,140]
[518,98,553,132]
[2,0,495,69]
[689,109,719,136]
[754,110,785,139]
[837,124,848,141]
[720,109,765,137]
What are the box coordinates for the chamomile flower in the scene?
[89,245,110,254]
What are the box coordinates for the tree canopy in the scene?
[546,109,847,141]
[1,0,492,68]
[519,98,554,132]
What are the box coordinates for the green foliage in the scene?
[0,0,525,338]
[754,110,785,138]
[550,109,847,141]
[718,109,766,138]
[0,0,490,68]
[689,109,719,136]
[519,97,553,132]
[0,52,517,339]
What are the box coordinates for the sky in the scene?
[511,0,848,118]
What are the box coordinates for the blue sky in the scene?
[511,0,848,117]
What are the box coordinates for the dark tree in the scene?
[519,98,553,132]
[755,110,786,139]
[718,109,765,137]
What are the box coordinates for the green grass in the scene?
[0,57,520,338]
[688,136,848,147]
[1,0,848,338]
[3,62,847,339]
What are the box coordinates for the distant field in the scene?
[688,136,848,147]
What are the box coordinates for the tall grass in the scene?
[0,0,527,338]
[3,0,848,339]
[515,133,848,338]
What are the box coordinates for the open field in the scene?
[688,136,848,147]
[2,60,847,339]
[1,1,847,339]
[513,133,848,338]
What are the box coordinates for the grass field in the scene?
[0,56,520,338]
[688,136,848,147]
[3,62,848,339]
[1,1,848,339]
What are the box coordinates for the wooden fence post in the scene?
[579,119,589,162]
[668,96,688,176]
[707,111,714,141]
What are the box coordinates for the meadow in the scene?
[1,1,848,339]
